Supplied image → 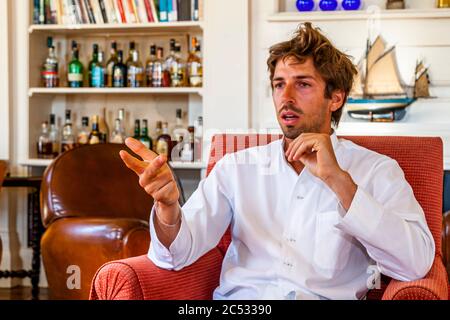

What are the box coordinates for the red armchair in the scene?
[90,135,449,300]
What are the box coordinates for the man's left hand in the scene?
[285,133,341,182]
[285,133,357,210]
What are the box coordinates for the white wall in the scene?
[251,0,450,130]
[0,0,10,160]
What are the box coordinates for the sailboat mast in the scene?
[363,37,371,98]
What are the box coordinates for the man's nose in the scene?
[280,83,295,105]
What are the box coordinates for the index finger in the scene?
[125,137,158,161]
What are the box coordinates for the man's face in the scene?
[272,56,334,140]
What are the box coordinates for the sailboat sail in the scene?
[365,48,406,96]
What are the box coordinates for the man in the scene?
[119,23,434,300]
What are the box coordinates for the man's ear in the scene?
[329,90,345,112]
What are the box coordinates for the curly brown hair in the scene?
[267,22,357,127]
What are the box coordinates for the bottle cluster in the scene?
[41,37,203,88]
[36,108,203,163]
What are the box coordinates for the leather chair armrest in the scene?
[382,256,449,300]
[443,211,450,280]
[90,248,224,300]
[42,217,149,299]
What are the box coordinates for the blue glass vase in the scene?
[342,0,361,10]
[296,0,315,12]
[319,0,338,11]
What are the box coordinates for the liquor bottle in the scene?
[171,108,186,144]
[156,122,172,160]
[77,116,90,145]
[180,126,195,162]
[37,121,53,159]
[172,42,187,87]
[125,41,136,67]
[61,109,76,152]
[118,108,126,135]
[194,116,203,162]
[89,45,106,87]
[163,39,176,87]
[89,44,99,87]
[89,115,102,144]
[105,41,118,87]
[133,119,141,139]
[110,119,126,144]
[153,120,162,151]
[99,107,110,143]
[145,44,157,87]
[188,37,203,87]
[127,45,144,88]
[139,119,153,150]
[49,113,60,157]
[68,41,84,87]
[41,36,59,88]
[152,47,165,87]
[112,50,127,87]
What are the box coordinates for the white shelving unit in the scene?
[268,8,450,22]
[19,0,206,170]
[0,0,9,160]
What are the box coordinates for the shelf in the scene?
[28,87,203,97]
[268,8,450,22]
[28,21,204,35]
[21,158,206,169]
[170,161,206,169]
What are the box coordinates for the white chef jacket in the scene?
[148,132,435,300]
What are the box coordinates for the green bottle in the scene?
[133,119,141,139]
[89,44,100,87]
[140,119,153,150]
[68,41,84,88]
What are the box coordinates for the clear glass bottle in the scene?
[41,36,59,88]
[171,108,186,144]
[89,115,102,144]
[194,116,203,162]
[61,109,76,152]
[68,41,84,88]
[112,50,127,88]
[163,39,177,87]
[152,47,165,88]
[49,113,60,157]
[77,116,90,145]
[105,41,118,87]
[145,44,157,87]
[181,126,195,162]
[127,46,144,88]
[139,119,153,150]
[187,37,203,87]
[37,121,53,159]
[173,42,187,87]
[111,119,126,144]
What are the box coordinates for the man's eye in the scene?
[298,82,311,88]
[274,83,285,89]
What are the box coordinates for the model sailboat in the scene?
[346,36,428,122]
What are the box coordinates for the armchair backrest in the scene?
[207,134,443,257]
[41,143,154,227]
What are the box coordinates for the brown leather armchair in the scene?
[40,143,154,299]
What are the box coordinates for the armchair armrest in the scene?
[90,248,224,300]
[382,256,449,300]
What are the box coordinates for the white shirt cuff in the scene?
[148,204,192,270]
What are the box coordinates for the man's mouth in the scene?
[280,111,300,126]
